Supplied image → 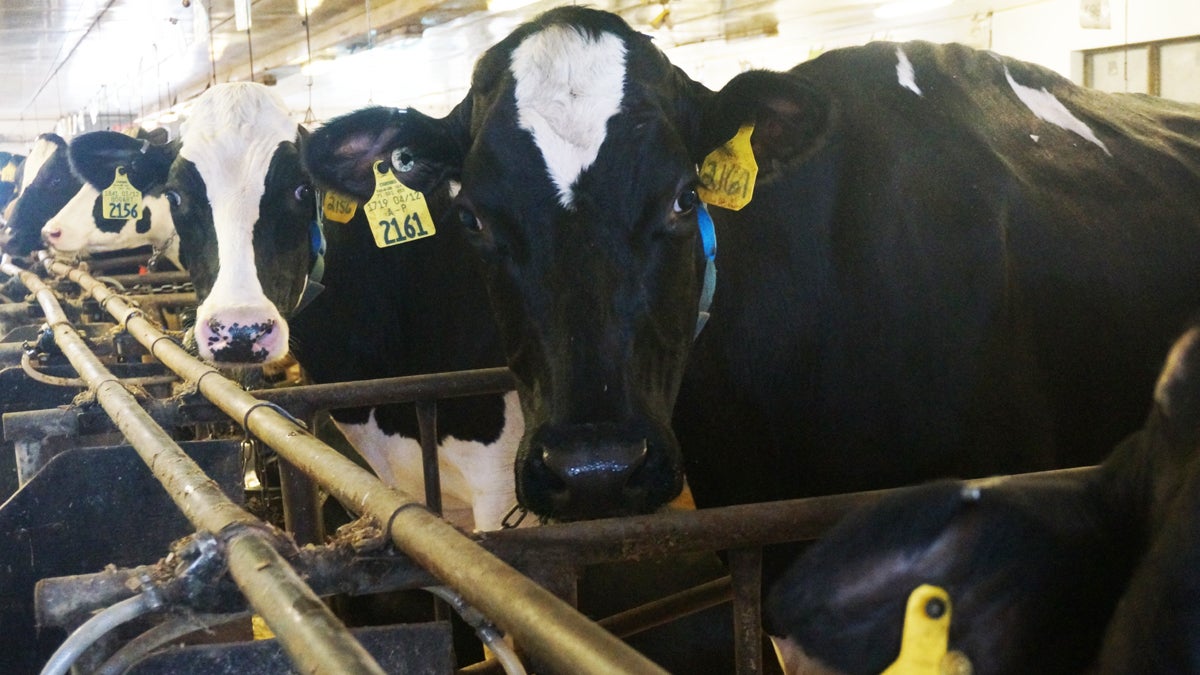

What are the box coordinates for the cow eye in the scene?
[294,184,313,202]
[457,207,482,232]
[673,188,699,215]
[165,190,182,207]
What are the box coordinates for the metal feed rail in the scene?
[0,255,389,675]
[32,255,668,675]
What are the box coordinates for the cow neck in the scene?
[694,203,717,340]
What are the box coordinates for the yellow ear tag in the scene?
[361,160,436,248]
[0,162,15,183]
[880,584,966,675]
[101,166,143,221]
[321,189,357,224]
[697,124,757,211]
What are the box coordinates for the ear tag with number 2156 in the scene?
[361,160,436,248]
[322,190,357,224]
[102,166,143,221]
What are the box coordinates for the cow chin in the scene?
[515,419,684,522]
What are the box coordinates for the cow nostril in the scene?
[45,229,61,240]
[540,439,648,515]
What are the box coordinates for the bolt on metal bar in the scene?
[4,256,388,675]
[46,257,669,675]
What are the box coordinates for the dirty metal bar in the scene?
[416,399,442,516]
[54,259,668,675]
[475,466,1101,566]
[10,257,388,675]
[95,270,192,288]
[117,292,196,308]
[252,368,515,418]
[279,457,324,546]
[728,548,764,675]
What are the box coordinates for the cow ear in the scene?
[137,127,170,145]
[698,70,830,174]
[69,131,177,193]
[1154,325,1200,443]
[305,103,470,202]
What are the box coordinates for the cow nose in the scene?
[194,304,286,365]
[540,439,648,518]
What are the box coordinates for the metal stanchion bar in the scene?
[253,368,516,417]
[416,400,442,516]
[50,258,668,675]
[5,256,388,675]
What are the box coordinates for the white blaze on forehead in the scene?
[895,47,922,96]
[511,25,627,208]
[19,138,59,191]
[180,83,297,308]
[1004,66,1111,156]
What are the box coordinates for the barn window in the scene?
[1082,35,1200,102]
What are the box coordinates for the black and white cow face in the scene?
[132,83,316,365]
[44,129,180,268]
[305,7,816,521]
[4,134,80,256]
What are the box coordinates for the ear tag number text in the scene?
[362,160,436,248]
[322,189,357,224]
[102,167,143,221]
[698,124,757,211]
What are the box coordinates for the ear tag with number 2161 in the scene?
[361,160,436,248]
[102,166,143,221]
[697,124,758,211]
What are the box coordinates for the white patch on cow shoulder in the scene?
[180,83,297,315]
[335,391,527,532]
[1004,66,1111,156]
[511,25,627,209]
[895,47,922,96]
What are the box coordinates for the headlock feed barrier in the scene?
[0,250,1095,675]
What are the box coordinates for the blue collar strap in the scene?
[694,203,717,339]
[293,217,326,314]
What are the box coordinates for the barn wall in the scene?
[992,0,1200,80]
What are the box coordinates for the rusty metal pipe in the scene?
[8,256,388,675]
[50,258,668,675]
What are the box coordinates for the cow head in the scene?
[44,129,180,268]
[110,83,318,365]
[4,133,79,256]
[305,7,826,520]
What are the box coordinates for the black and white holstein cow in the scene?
[41,129,181,269]
[307,8,1200,527]
[3,133,80,256]
[286,191,522,531]
[0,152,25,212]
[103,83,317,365]
[98,82,521,531]
[764,320,1200,674]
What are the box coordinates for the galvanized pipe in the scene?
[50,258,668,675]
[7,257,388,675]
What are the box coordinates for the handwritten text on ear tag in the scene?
[321,189,357,224]
[698,124,757,211]
[102,167,143,221]
[361,160,436,248]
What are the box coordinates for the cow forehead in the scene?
[20,139,60,190]
[509,24,627,209]
[178,84,297,232]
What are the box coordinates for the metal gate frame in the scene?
[1,253,1099,675]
